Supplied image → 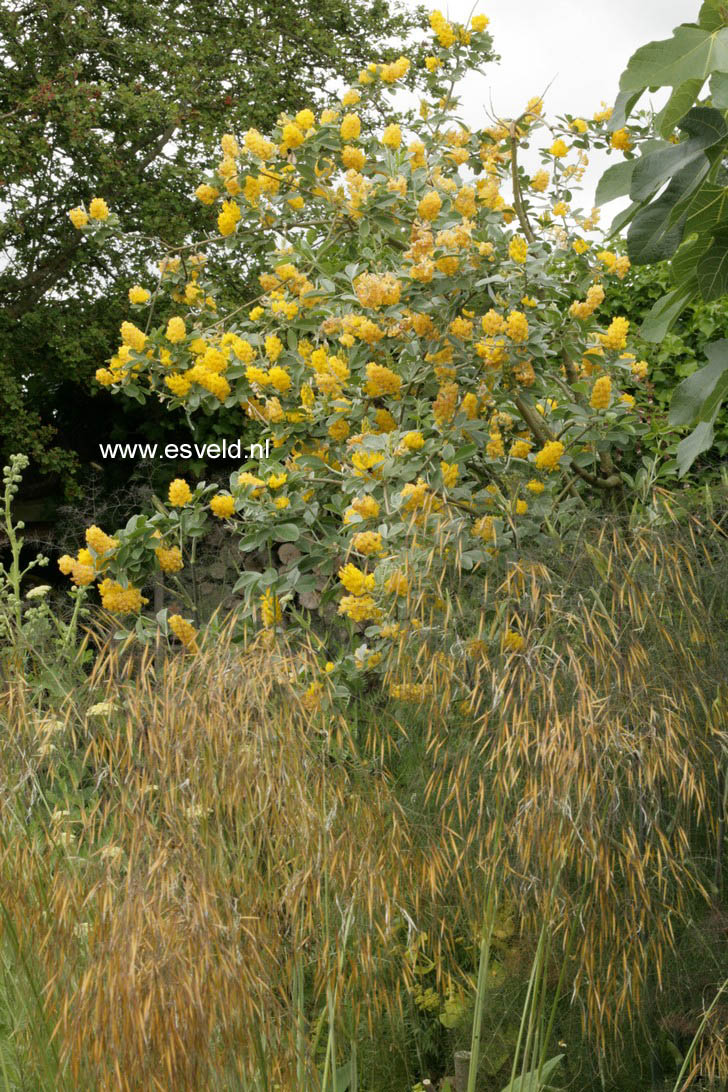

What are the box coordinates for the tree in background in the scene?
[0,0,425,494]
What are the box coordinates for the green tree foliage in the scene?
[598,0,728,474]
[0,0,424,490]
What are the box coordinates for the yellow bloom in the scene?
[168,613,198,650]
[85,525,119,556]
[195,183,219,205]
[351,530,384,556]
[340,113,361,141]
[385,570,408,596]
[120,321,146,351]
[381,124,402,149]
[341,145,366,170]
[155,545,183,572]
[338,563,375,597]
[217,199,241,236]
[89,197,109,220]
[282,122,304,148]
[509,236,528,263]
[69,206,89,229]
[365,362,402,398]
[503,629,525,652]
[549,139,569,158]
[259,589,282,627]
[265,335,283,362]
[210,493,235,518]
[506,310,529,343]
[610,127,633,152]
[534,441,565,471]
[168,478,192,506]
[600,316,630,351]
[510,440,531,459]
[526,479,545,494]
[295,108,315,129]
[590,375,612,410]
[128,285,151,305]
[337,594,380,622]
[166,316,186,343]
[440,461,458,488]
[98,579,148,614]
[471,14,489,30]
[418,190,442,221]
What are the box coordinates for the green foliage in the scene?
[0,454,91,696]
[0,0,426,487]
[599,0,728,473]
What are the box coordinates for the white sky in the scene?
[403,0,702,211]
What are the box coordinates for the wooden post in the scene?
[454,1050,471,1092]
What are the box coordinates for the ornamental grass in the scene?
[0,512,726,1089]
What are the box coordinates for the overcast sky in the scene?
[403,0,702,210]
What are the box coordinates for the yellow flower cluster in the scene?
[57,552,95,586]
[354,273,402,310]
[259,589,282,627]
[418,190,442,221]
[590,375,612,410]
[210,494,235,518]
[534,441,565,471]
[340,113,361,141]
[166,317,186,343]
[611,127,633,152]
[99,578,148,614]
[506,311,529,343]
[600,316,630,351]
[69,207,89,228]
[365,362,402,398]
[339,563,375,596]
[218,199,241,236]
[381,124,401,149]
[85,525,119,556]
[338,594,381,622]
[569,283,605,319]
[120,321,146,351]
[351,531,384,556]
[440,461,458,488]
[380,56,410,83]
[155,545,183,572]
[169,613,197,649]
[168,478,192,506]
[89,197,109,220]
[343,495,380,522]
[429,9,456,47]
[508,236,528,263]
[597,250,631,279]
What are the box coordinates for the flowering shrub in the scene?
[62,9,653,694]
